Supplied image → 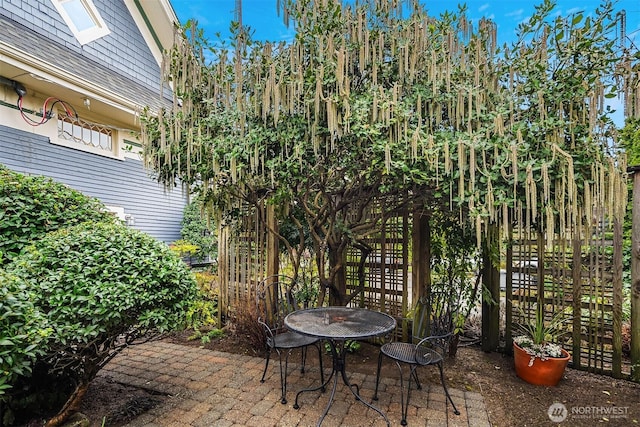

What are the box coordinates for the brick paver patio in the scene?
[99,340,491,427]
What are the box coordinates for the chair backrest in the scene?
[411,291,455,343]
[410,293,457,360]
[256,275,300,331]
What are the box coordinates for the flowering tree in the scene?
[141,0,636,305]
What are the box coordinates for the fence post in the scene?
[630,166,640,382]
[411,209,429,306]
[505,223,513,353]
[217,225,229,324]
[481,223,500,352]
[266,204,278,281]
[572,235,582,370]
[613,218,623,378]
[409,209,429,342]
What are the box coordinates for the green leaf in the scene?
[572,14,583,25]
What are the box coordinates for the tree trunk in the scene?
[328,244,347,305]
[45,382,89,427]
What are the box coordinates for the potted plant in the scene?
[513,303,571,386]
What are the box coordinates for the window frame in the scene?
[51,0,111,45]
[54,112,123,160]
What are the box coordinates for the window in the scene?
[58,115,113,153]
[51,0,111,45]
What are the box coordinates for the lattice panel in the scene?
[508,221,626,377]
[345,207,409,320]
[218,203,267,315]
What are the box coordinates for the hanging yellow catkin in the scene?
[487,180,494,222]
[458,139,466,200]
[600,163,606,218]
[528,164,537,224]
[468,91,473,132]
[444,139,451,174]
[372,89,378,122]
[430,50,437,93]
[567,158,576,228]
[469,142,476,194]
[546,204,554,248]
[494,113,504,136]
[542,163,550,203]
[385,142,391,172]
[524,165,532,232]
[502,203,509,243]
[315,65,323,118]
[557,172,566,237]
[427,133,434,163]
[337,46,344,95]
[476,211,482,249]
[537,90,545,120]
[378,33,385,84]
[617,157,628,221]
[274,72,282,127]
[411,127,419,159]
[585,180,592,226]
[230,156,237,184]
[608,158,615,224]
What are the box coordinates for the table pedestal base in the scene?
[293,339,390,427]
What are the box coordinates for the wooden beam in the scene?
[631,170,640,382]
[266,204,279,281]
[481,224,500,352]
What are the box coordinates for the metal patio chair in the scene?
[257,275,324,404]
[373,295,460,425]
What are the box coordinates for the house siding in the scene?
[0,125,185,244]
[0,0,161,89]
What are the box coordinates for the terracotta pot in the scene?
[513,341,570,386]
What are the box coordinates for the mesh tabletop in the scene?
[285,307,396,340]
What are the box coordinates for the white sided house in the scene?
[0,0,185,242]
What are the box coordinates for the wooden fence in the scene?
[506,224,628,378]
[216,201,639,383]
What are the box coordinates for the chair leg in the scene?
[397,362,412,426]
[260,348,272,383]
[437,362,460,415]
[374,355,411,425]
[373,351,384,400]
[315,342,325,391]
[300,346,307,374]
[278,350,291,404]
[411,368,422,390]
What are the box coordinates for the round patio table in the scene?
[284,306,396,426]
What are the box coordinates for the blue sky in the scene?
[171,0,638,126]
[171,0,639,48]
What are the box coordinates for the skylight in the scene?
[51,0,111,45]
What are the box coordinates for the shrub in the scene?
[229,297,264,354]
[4,221,199,425]
[186,272,218,324]
[184,271,222,344]
[0,165,115,266]
[180,198,217,262]
[0,270,51,398]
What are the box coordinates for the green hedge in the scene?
[0,270,50,397]
[0,166,199,425]
[8,220,198,364]
[0,165,115,266]
[3,221,198,424]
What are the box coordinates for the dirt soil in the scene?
[26,331,640,427]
